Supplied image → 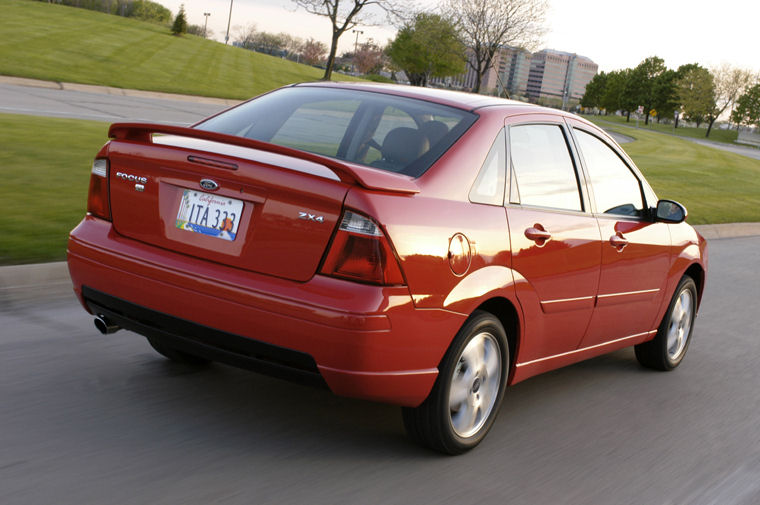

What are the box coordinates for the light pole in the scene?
[225,0,234,44]
[351,29,363,73]
[203,12,210,38]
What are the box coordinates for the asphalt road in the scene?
[1,236,758,505]
[0,82,226,125]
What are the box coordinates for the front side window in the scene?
[509,124,582,212]
[573,129,644,217]
[196,87,477,177]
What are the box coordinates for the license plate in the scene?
[175,190,244,241]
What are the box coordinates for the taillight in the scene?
[86,158,111,221]
[320,210,405,286]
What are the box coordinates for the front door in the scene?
[568,123,671,348]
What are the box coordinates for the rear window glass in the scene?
[196,87,477,177]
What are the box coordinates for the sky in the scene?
[160,0,760,74]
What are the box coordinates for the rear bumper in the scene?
[68,216,466,406]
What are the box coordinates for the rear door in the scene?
[567,120,671,347]
[505,115,602,363]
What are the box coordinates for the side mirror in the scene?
[655,200,687,223]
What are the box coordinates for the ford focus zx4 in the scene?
[68,82,707,454]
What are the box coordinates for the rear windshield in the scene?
[195,87,477,177]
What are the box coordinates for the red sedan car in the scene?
[68,83,707,454]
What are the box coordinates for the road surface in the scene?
[0,82,227,125]
[1,236,758,505]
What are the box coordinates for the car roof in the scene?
[294,81,539,112]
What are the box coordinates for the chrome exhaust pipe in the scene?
[94,315,120,335]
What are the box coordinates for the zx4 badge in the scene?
[298,211,324,223]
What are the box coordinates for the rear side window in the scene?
[573,129,645,217]
[469,129,506,205]
[509,124,582,212]
[196,87,477,177]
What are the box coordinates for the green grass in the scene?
[0,0,363,99]
[1,113,759,265]
[606,127,760,224]
[582,113,740,145]
[0,114,109,264]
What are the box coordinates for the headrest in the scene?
[420,120,449,145]
[381,127,430,166]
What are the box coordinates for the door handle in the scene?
[525,226,551,242]
[609,233,629,251]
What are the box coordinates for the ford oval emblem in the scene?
[199,179,219,191]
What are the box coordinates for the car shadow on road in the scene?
[75,339,653,460]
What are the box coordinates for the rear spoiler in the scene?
[108,122,419,195]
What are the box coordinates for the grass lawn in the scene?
[582,113,740,145]
[0,114,109,265]
[0,0,362,100]
[1,113,759,265]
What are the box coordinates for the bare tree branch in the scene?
[292,0,409,80]
[706,64,754,137]
[446,0,547,93]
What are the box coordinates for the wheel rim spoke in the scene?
[667,289,693,360]
[448,331,502,439]
[449,369,471,407]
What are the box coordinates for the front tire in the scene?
[402,311,509,454]
[635,276,697,371]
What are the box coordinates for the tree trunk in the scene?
[408,73,425,86]
[706,118,716,138]
[626,111,631,122]
[473,70,482,94]
[322,33,340,81]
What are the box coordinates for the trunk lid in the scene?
[106,127,353,282]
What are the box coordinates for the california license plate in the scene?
[175,190,244,241]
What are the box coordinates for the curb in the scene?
[1,224,758,304]
[0,75,242,107]
[693,222,760,240]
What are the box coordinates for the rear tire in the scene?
[635,276,697,371]
[147,338,211,366]
[402,311,509,454]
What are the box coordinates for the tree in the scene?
[281,34,305,61]
[624,56,668,125]
[252,32,286,55]
[676,64,714,128]
[127,0,172,23]
[234,24,257,49]
[445,0,547,93]
[387,12,466,87]
[291,0,405,81]
[732,83,760,129]
[187,24,214,39]
[652,69,679,123]
[580,71,608,111]
[301,38,328,66]
[705,64,754,137]
[171,4,187,36]
[600,69,633,120]
[353,40,386,74]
